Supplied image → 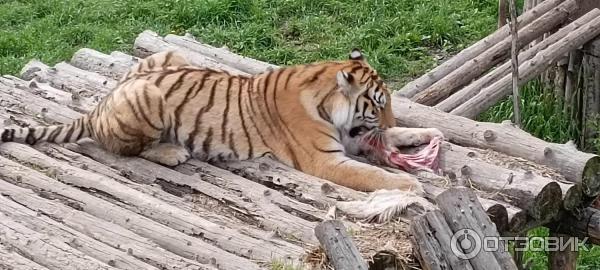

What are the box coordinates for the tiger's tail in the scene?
[1,115,92,145]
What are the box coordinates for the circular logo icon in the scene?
[450,228,482,259]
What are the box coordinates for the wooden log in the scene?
[435,142,570,221]
[0,155,261,270]
[435,188,518,270]
[487,204,510,234]
[435,8,600,113]
[554,57,569,110]
[314,220,368,270]
[70,48,137,80]
[0,141,305,261]
[451,12,600,119]
[0,195,158,270]
[396,0,567,98]
[394,97,600,197]
[410,0,579,105]
[0,243,50,270]
[564,49,583,115]
[581,39,600,149]
[548,233,578,270]
[133,30,246,75]
[410,210,475,270]
[0,178,216,270]
[555,207,600,244]
[498,0,508,28]
[0,211,117,270]
[20,60,114,99]
[163,33,277,74]
[508,0,522,127]
[0,75,98,114]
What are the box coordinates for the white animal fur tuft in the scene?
[336,189,434,223]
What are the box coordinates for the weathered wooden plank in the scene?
[435,188,518,270]
[0,195,158,270]
[0,141,304,262]
[0,243,50,270]
[0,210,117,270]
[0,179,216,270]
[0,155,261,270]
[314,220,368,270]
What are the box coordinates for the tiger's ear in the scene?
[349,48,364,61]
[336,70,358,96]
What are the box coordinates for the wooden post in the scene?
[434,188,519,270]
[499,0,509,28]
[509,0,522,127]
[314,220,368,270]
[565,50,584,116]
[548,233,578,270]
[581,39,600,150]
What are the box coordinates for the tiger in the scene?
[0,49,443,194]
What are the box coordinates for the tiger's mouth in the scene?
[349,125,380,138]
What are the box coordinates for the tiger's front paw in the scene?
[408,177,426,196]
[140,143,191,166]
[426,128,445,141]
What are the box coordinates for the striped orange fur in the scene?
[1,49,444,193]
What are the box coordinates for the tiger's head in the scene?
[330,49,395,138]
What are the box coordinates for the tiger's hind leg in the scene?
[140,143,191,166]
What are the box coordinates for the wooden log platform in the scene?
[1,29,600,270]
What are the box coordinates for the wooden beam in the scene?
[314,220,368,270]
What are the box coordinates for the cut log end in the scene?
[530,182,562,221]
[487,204,509,234]
[563,184,583,211]
[582,156,600,197]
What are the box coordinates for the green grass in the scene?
[479,80,580,144]
[1,0,599,269]
[0,0,497,84]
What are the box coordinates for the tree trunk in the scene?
[410,0,578,106]
[451,13,600,120]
